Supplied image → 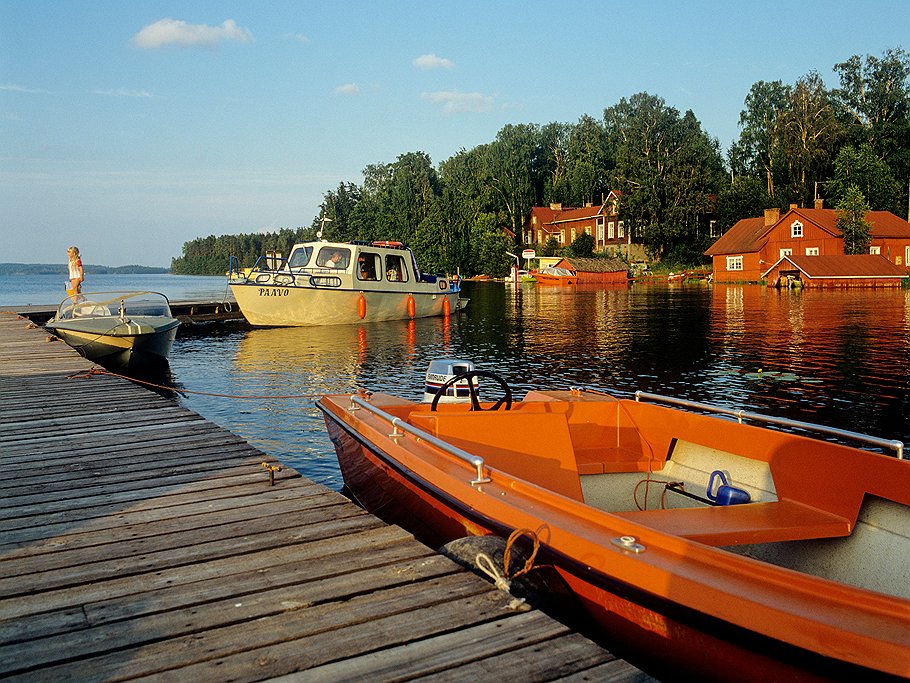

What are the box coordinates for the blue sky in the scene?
[2,1,908,267]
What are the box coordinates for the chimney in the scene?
[550,203,562,211]
[789,203,798,210]
[764,208,780,226]
[814,198,824,209]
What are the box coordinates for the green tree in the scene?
[836,186,873,254]
[716,176,772,232]
[565,231,595,258]
[604,93,723,258]
[826,144,902,212]
[778,72,844,208]
[542,235,560,257]
[469,212,511,277]
[486,124,541,243]
[733,80,791,197]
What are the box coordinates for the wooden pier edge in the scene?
[0,313,655,682]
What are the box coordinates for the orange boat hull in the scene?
[318,390,910,681]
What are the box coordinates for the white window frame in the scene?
[596,217,605,243]
[870,246,881,255]
[618,221,625,238]
[805,247,819,256]
[780,248,792,258]
[790,220,803,238]
[608,221,615,239]
[726,255,743,271]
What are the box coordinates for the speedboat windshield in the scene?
[56,291,173,320]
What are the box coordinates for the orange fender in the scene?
[358,293,367,319]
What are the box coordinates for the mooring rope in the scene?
[65,366,326,400]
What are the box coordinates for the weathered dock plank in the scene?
[0,313,656,682]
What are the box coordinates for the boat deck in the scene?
[0,312,654,682]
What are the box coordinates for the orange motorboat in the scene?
[532,266,578,285]
[317,365,910,682]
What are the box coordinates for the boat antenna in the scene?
[317,216,333,241]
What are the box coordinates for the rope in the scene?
[503,528,540,579]
[65,366,327,400]
[475,552,512,592]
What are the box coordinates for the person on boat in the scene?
[67,246,84,297]
[327,251,345,269]
[358,255,376,280]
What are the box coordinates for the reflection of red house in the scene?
[705,205,910,283]
[556,256,628,284]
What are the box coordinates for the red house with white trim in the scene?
[705,204,910,284]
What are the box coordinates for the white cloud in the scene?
[132,18,253,49]
[282,33,310,43]
[422,90,493,114]
[92,89,154,98]
[412,53,455,70]
[334,83,360,95]
[1,84,52,94]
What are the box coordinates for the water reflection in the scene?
[168,281,910,490]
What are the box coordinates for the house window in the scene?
[618,221,625,238]
[596,217,605,244]
[709,220,720,238]
[560,230,566,245]
[790,220,803,238]
[870,246,881,255]
[726,255,743,271]
[608,221,615,239]
[780,248,792,258]
[805,247,819,256]
[571,228,577,242]
[584,226,591,235]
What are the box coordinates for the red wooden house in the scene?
[526,192,646,260]
[705,204,910,284]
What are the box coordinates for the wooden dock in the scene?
[0,313,654,682]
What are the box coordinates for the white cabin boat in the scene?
[230,240,467,327]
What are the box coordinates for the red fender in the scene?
[358,293,367,319]
[407,294,416,318]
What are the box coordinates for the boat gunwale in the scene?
[317,392,910,676]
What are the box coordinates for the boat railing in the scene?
[348,395,491,485]
[632,390,904,459]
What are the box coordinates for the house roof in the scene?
[762,254,907,279]
[705,208,910,256]
[558,256,628,273]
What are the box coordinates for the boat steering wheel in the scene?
[430,370,513,412]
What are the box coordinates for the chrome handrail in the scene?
[633,391,904,459]
[348,395,491,485]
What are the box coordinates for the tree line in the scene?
[171,48,910,277]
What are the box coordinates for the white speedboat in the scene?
[45,291,180,369]
[230,240,467,327]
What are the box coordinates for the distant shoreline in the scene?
[0,263,170,276]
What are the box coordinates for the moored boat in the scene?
[45,291,180,369]
[533,266,578,285]
[230,240,466,327]
[317,365,910,682]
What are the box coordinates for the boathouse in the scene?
[555,256,628,284]
[762,254,907,288]
[705,204,910,283]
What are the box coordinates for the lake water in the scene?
[6,276,909,491]
[171,281,910,491]
[0,273,231,307]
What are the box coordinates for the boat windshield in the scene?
[55,291,173,320]
[288,246,313,269]
[542,267,574,276]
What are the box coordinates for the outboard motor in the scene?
[423,359,477,404]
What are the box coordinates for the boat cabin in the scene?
[283,241,427,285]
